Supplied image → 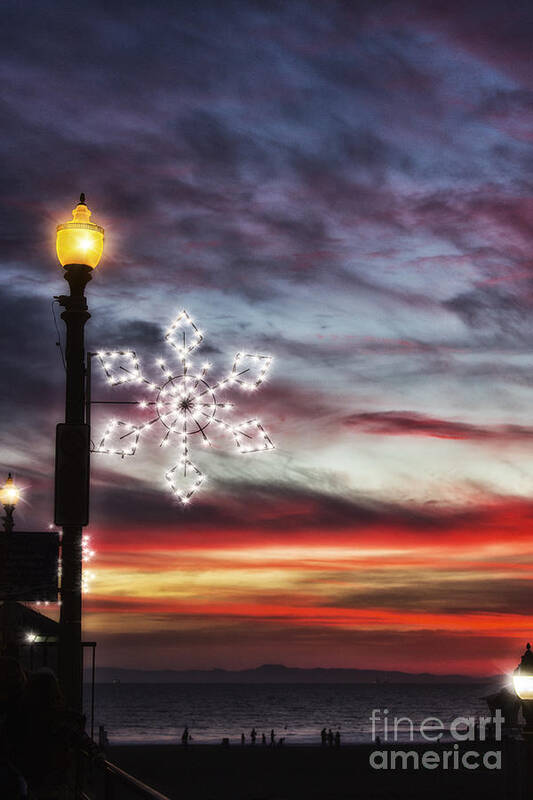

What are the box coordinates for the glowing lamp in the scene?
[513,643,533,699]
[513,676,533,700]
[56,193,104,269]
[0,473,20,507]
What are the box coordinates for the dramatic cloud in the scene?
[2,0,533,674]
[344,411,533,442]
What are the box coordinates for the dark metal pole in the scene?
[56,263,92,714]
[2,505,15,534]
[2,489,16,658]
[91,642,96,741]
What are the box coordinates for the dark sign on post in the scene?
[0,532,60,602]
[54,423,90,526]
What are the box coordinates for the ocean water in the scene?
[85,682,500,745]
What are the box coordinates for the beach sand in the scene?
[107,742,517,799]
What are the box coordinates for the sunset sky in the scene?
[2,0,533,675]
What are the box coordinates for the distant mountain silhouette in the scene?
[84,663,495,684]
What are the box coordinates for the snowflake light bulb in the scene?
[47,526,96,597]
[94,309,275,504]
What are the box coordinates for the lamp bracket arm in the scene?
[54,294,89,313]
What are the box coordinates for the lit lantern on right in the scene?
[513,643,533,700]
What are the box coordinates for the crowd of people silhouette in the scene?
[321,727,341,747]
[0,656,96,799]
[180,725,342,748]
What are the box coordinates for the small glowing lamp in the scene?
[26,632,37,644]
[56,193,104,269]
[513,642,533,699]
[0,473,20,507]
[513,676,533,700]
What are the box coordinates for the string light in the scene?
[93,309,275,503]
[41,527,96,600]
[81,534,95,593]
[97,350,142,386]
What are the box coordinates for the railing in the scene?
[81,751,172,800]
[98,759,172,800]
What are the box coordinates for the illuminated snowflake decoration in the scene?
[93,310,274,504]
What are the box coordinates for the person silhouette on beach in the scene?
[270,729,275,746]
[327,728,334,747]
[335,731,340,748]
[181,727,189,747]
[262,732,266,746]
[98,725,110,750]
[320,727,327,746]
[241,732,245,746]
[250,728,257,745]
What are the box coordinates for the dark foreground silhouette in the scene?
[110,740,517,800]
[0,657,96,799]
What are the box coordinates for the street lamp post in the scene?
[513,642,533,731]
[55,194,104,714]
[512,643,533,798]
[0,473,21,656]
[0,473,20,534]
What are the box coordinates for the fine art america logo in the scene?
[369,708,504,770]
